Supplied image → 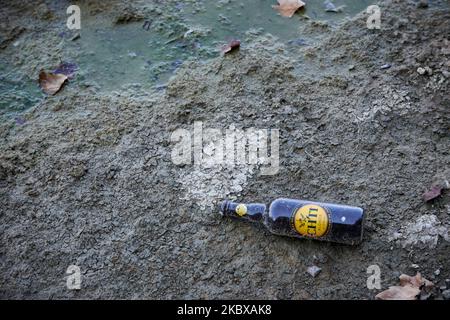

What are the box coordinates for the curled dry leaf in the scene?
[399,273,434,289]
[272,0,305,18]
[375,285,420,300]
[222,39,240,54]
[423,185,443,202]
[39,71,68,95]
[423,170,450,202]
[376,273,433,300]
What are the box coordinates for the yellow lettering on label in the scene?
[293,204,330,238]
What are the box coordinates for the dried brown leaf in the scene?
[375,285,420,300]
[376,273,434,300]
[399,273,434,289]
[272,0,305,18]
[222,39,240,54]
[423,185,443,202]
[39,71,68,95]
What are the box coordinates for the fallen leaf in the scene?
[375,285,420,300]
[376,273,433,300]
[222,39,240,54]
[39,71,68,95]
[423,185,443,202]
[53,62,78,79]
[272,0,305,18]
[399,273,434,290]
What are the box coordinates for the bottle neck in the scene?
[220,200,267,223]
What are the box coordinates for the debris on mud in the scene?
[376,273,433,300]
[423,170,450,202]
[307,266,322,278]
[389,215,449,249]
[417,67,427,75]
[53,62,78,79]
[423,185,443,202]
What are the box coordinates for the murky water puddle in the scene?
[69,0,376,92]
[0,58,44,121]
[1,0,377,119]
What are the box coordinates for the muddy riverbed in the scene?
[0,0,449,299]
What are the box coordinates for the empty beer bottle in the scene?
[219,198,364,245]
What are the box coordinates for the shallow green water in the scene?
[71,0,375,92]
[0,59,44,121]
[1,0,377,119]
[184,0,375,40]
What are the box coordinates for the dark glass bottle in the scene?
[220,198,364,245]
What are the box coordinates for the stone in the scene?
[307,265,322,277]
[442,289,450,300]
[445,279,450,288]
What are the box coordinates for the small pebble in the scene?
[417,67,426,75]
[445,279,450,288]
[307,265,322,277]
[411,264,420,269]
[442,289,450,300]
[380,64,391,70]
[434,269,440,276]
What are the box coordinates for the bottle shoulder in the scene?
[269,198,302,215]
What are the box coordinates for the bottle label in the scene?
[292,204,330,238]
